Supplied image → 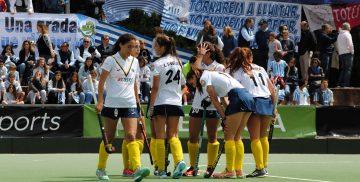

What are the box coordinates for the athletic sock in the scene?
[136,139,144,154]
[97,141,110,170]
[207,141,219,168]
[169,137,184,165]
[150,138,157,167]
[187,141,199,167]
[251,139,264,170]
[155,139,165,171]
[260,137,269,168]
[127,140,141,171]
[225,140,235,171]
[122,140,129,169]
[234,140,244,171]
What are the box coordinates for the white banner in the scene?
[161,0,302,43]
[303,5,336,32]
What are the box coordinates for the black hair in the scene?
[113,33,137,54]
[155,34,178,58]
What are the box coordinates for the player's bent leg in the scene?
[260,116,272,175]
[234,112,251,178]
[184,116,201,176]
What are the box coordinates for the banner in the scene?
[0,105,83,137]
[303,5,335,31]
[332,4,360,29]
[161,0,302,43]
[84,105,316,138]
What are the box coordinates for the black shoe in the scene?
[203,167,213,178]
[246,169,266,178]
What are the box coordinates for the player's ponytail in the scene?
[227,47,252,76]
[155,34,178,58]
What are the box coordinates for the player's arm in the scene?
[149,75,160,116]
[206,85,225,119]
[96,70,109,112]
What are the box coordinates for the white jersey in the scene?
[230,64,271,98]
[101,52,139,108]
[200,70,244,97]
[152,55,185,106]
[192,61,224,110]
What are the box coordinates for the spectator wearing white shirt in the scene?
[336,22,354,87]
[2,83,24,104]
[32,57,50,82]
[1,44,19,70]
[75,36,101,70]
[6,63,20,82]
[238,18,255,48]
[47,71,66,104]
[3,72,25,103]
[0,58,8,81]
[138,56,150,102]
[293,80,310,106]
[82,69,99,104]
[78,57,97,83]
[66,72,85,104]
[8,0,34,13]
[57,42,76,78]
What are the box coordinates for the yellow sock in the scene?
[187,141,199,167]
[155,139,165,170]
[150,138,157,167]
[137,140,144,154]
[122,140,129,169]
[234,140,244,171]
[169,137,184,165]
[207,141,219,168]
[127,141,141,171]
[225,140,235,171]
[97,141,110,170]
[260,137,269,168]
[251,139,264,170]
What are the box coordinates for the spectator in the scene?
[78,57,97,83]
[268,51,287,80]
[255,19,271,69]
[138,56,150,102]
[222,26,237,58]
[298,21,316,82]
[18,40,35,82]
[97,35,113,62]
[314,79,334,106]
[0,0,7,12]
[48,71,65,104]
[9,0,33,13]
[336,22,354,87]
[238,17,255,48]
[1,44,18,70]
[36,22,56,63]
[42,0,66,13]
[293,79,310,105]
[28,70,47,104]
[7,63,20,82]
[3,72,25,103]
[33,57,50,82]
[66,72,85,104]
[198,25,223,50]
[139,40,152,63]
[280,30,295,62]
[277,25,288,41]
[196,20,212,45]
[98,10,107,23]
[75,36,101,69]
[2,83,23,104]
[82,69,98,104]
[0,58,8,81]
[56,42,76,79]
[308,58,324,99]
[318,24,338,78]
[285,57,299,97]
[267,32,282,68]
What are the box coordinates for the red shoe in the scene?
[122,168,135,177]
[212,169,236,179]
[236,170,244,178]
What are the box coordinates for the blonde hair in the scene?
[37,22,49,34]
[223,26,234,37]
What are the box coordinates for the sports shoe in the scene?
[134,167,150,182]
[153,165,160,176]
[172,160,187,179]
[203,167,212,178]
[96,169,110,181]
[236,170,245,178]
[183,166,196,176]
[212,168,236,179]
[246,169,266,178]
[122,168,135,177]
[158,170,169,178]
[264,168,269,176]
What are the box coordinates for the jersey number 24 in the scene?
[165,69,180,84]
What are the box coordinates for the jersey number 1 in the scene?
[251,73,265,87]
[165,70,180,84]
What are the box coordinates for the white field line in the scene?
[268,175,333,182]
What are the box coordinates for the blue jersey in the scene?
[313,88,333,106]
[268,60,287,78]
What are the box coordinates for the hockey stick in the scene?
[204,118,226,178]
[89,75,115,154]
[268,85,280,144]
[192,106,207,176]
[137,102,153,165]
[164,138,172,176]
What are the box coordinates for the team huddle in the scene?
[94,33,277,182]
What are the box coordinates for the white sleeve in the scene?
[200,71,212,88]
[101,57,114,73]
[217,36,224,50]
[151,62,160,76]
[69,51,76,66]
[241,28,255,42]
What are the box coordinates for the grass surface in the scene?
[1,154,359,182]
